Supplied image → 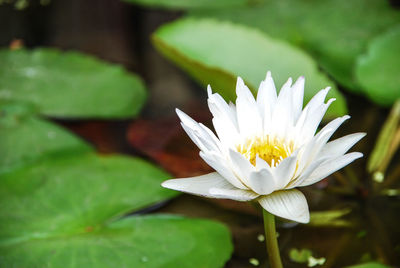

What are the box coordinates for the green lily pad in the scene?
[152,18,347,118]
[122,0,263,9]
[189,0,400,91]
[0,102,92,173]
[0,48,147,119]
[0,214,233,268]
[0,153,233,267]
[0,153,175,242]
[356,26,400,106]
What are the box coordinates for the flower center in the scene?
[237,136,293,167]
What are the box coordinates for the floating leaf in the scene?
[189,0,400,91]
[309,208,353,227]
[0,153,175,241]
[152,18,347,118]
[0,102,92,173]
[122,0,263,10]
[0,48,146,119]
[0,100,233,267]
[0,214,233,268]
[356,26,400,106]
[0,153,233,267]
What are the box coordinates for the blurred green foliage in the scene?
[128,0,400,107]
[152,17,347,118]
[356,26,400,106]
[0,49,147,119]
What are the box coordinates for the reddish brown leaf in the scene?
[127,102,214,177]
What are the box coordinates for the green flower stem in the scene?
[262,209,283,268]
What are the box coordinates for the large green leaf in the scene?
[0,154,232,267]
[152,18,347,118]
[189,0,400,91]
[0,48,147,119]
[356,26,400,106]
[0,102,93,173]
[0,153,175,242]
[0,215,233,268]
[122,0,263,9]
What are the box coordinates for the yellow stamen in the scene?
[237,136,293,167]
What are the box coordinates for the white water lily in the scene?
[162,72,364,223]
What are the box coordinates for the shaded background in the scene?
[0,0,199,118]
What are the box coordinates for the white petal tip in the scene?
[175,108,184,117]
[355,152,364,159]
[207,85,212,96]
[161,179,177,190]
[343,115,351,120]
[297,214,310,224]
[284,77,293,86]
[326,98,336,105]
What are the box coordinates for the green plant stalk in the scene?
[367,99,400,174]
[262,209,283,268]
[378,126,400,174]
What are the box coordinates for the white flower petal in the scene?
[228,149,255,187]
[255,154,271,170]
[318,133,366,159]
[162,172,235,198]
[286,157,328,189]
[180,123,217,154]
[207,85,238,127]
[272,78,294,137]
[273,153,298,189]
[198,123,223,150]
[291,76,305,122]
[209,187,259,201]
[236,77,263,137]
[294,88,329,140]
[207,86,241,148]
[304,87,330,113]
[311,115,351,153]
[257,71,277,134]
[296,115,351,173]
[211,117,240,148]
[258,189,310,223]
[176,109,220,153]
[299,152,363,187]
[207,86,239,131]
[249,169,276,195]
[200,151,247,189]
[298,98,335,142]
